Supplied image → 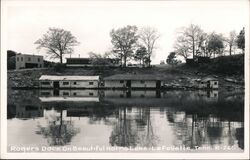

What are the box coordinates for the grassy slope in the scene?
[7,54,244,90]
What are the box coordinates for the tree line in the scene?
[166,24,245,66]
[9,24,244,68]
[173,24,245,60]
[34,26,160,67]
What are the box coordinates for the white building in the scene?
[16,54,44,69]
[104,74,164,89]
[39,75,100,89]
[199,77,219,89]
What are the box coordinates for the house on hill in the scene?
[66,57,120,67]
[103,74,164,89]
[16,54,44,69]
[66,58,91,67]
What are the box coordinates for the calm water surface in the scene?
[7,89,244,152]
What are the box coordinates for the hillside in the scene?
[182,54,244,76]
[7,55,244,91]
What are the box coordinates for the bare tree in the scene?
[174,36,191,60]
[177,24,204,58]
[35,28,79,63]
[110,25,139,67]
[139,27,160,67]
[225,30,237,56]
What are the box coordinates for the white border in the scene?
[1,0,249,159]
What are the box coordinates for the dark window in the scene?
[63,92,69,96]
[21,57,23,61]
[89,92,93,96]
[214,82,217,85]
[120,94,124,98]
[17,57,19,61]
[73,82,77,85]
[89,82,94,85]
[214,93,217,97]
[120,80,124,83]
[41,82,50,85]
[63,82,69,85]
[73,92,77,96]
[28,57,31,61]
[140,80,145,84]
[38,58,40,62]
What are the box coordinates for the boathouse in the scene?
[198,77,219,89]
[39,75,100,89]
[103,74,163,89]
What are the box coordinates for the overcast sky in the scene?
[6,0,249,64]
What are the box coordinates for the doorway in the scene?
[53,81,60,89]
[126,80,131,88]
[156,80,161,89]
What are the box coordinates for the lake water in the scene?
[7,89,244,152]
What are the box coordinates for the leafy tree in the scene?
[225,30,237,56]
[134,46,147,66]
[166,52,180,67]
[110,25,139,67]
[138,27,160,67]
[237,27,245,54]
[7,50,17,59]
[7,50,17,70]
[207,33,225,58]
[35,28,79,63]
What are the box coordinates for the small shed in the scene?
[103,74,164,89]
[199,77,219,89]
[39,75,100,89]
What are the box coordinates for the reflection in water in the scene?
[36,109,80,146]
[7,89,244,151]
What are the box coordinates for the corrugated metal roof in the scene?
[39,75,99,81]
[39,97,99,102]
[103,74,165,80]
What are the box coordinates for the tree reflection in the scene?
[109,107,139,147]
[36,109,80,146]
[136,107,159,147]
[109,107,159,148]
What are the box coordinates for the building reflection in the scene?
[7,89,244,150]
[7,102,43,119]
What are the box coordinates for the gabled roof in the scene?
[16,53,43,57]
[103,74,165,81]
[39,75,99,81]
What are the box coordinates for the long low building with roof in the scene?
[103,74,165,89]
[39,75,100,89]
[198,77,219,89]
